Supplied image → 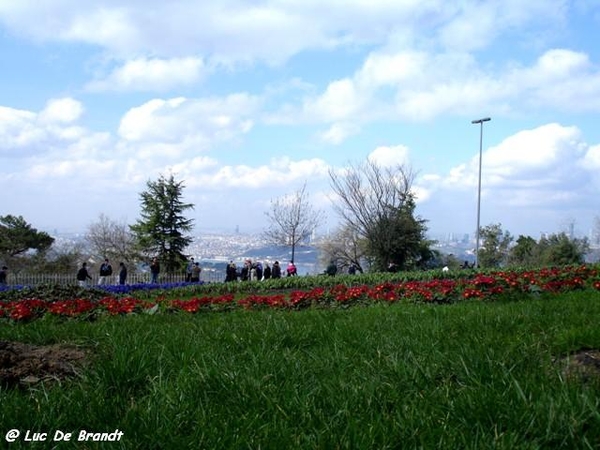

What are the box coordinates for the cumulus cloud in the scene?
[39,98,84,123]
[318,123,360,145]
[303,79,364,122]
[0,1,568,65]
[0,1,429,60]
[86,57,206,92]
[1,0,597,235]
[0,99,89,157]
[437,0,566,51]
[368,145,410,168]
[423,123,594,211]
[0,106,42,153]
[189,157,330,189]
[581,144,600,170]
[297,46,600,126]
[118,94,259,152]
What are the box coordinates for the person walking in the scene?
[76,262,92,287]
[271,261,282,279]
[286,261,297,277]
[185,257,195,282]
[150,257,160,284]
[0,266,7,285]
[118,262,128,285]
[262,263,271,280]
[98,258,113,285]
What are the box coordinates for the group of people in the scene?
[76,256,199,287]
[72,256,305,286]
[185,258,202,283]
[225,259,297,282]
[76,258,128,287]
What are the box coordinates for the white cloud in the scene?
[0,1,438,60]
[2,1,565,66]
[28,158,116,179]
[428,123,593,210]
[0,106,42,152]
[303,78,364,122]
[298,45,600,126]
[582,144,600,170]
[39,98,84,123]
[411,185,432,203]
[118,97,186,141]
[482,123,582,179]
[189,157,330,189]
[1,0,598,237]
[0,101,90,157]
[118,94,259,149]
[357,51,427,87]
[368,145,410,168]
[318,123,360,145]
[86,57,205,92]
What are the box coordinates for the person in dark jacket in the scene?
[271,261,282,279]
[150,257,160,283]
[77,262,92,287]
[263,263,271,280]
[119,262,127,285]
[98,258,113,285]
[0,266,7,284]
[225,261,237,282]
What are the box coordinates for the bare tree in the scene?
[264,182,324,262]
[317,224,368,273]
[86,214,139,266]
[328,160,415,239]
[329,159,432,271]
[38,240,87,274]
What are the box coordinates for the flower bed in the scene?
[1,265,599,322]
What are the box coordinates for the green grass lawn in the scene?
[1,292,600,449]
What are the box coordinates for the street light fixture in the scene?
[471,117,491,269]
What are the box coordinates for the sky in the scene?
[1,0,599,241]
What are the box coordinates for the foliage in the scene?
[509,235,538,267]
[477,223,513,268]
[0,215,54,259]
[264,182,324,262]
[365,197,433,271]
[329,159,433,271]
[130,173,194,273]
[508,232,590,267]
[538,232,589,266]
[2,265,599,322]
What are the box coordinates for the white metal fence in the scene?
[3,269,225,286]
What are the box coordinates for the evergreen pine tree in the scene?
[130,174,194,273]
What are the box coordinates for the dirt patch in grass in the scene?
[0,341,89,389]
[560,348,600,383]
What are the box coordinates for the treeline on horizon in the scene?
[1,164,598,279]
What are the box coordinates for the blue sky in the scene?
[1,0,599,241]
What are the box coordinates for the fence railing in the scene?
[3,269,226,287]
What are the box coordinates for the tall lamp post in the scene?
[471,117,491,269]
